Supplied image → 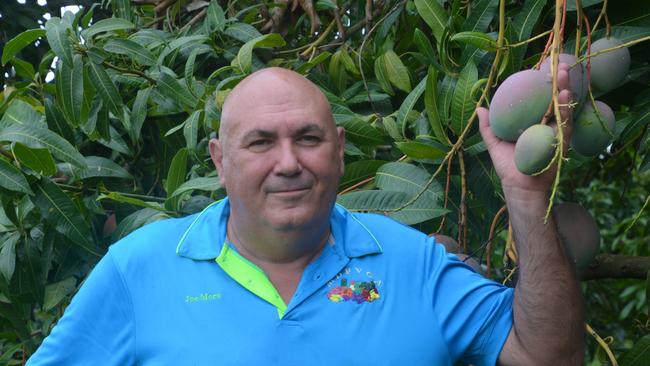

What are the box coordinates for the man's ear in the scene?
[208,138,226,187]
[336,127,345,176]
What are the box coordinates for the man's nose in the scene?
[274,141,302,176]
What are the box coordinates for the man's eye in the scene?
[250,139,270,147]
[299,135,321,144]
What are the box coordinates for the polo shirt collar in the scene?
[175,197,383,260]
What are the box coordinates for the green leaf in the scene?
[0,339,22,364]
[98,192,166,212]
[505,0,546,73]
[10,57,36,79]
[0,98,44,129]
[130,87,151,142]
[425,66,449,145]
[81,3,99,28]
[329,49,349,93]
[451,32,497,51]
[337,190,412,211]
[45,18,74,67]
[43,277,77,311]
[170,176,221,198]
[81,17,135,40]
[383,50,411,93]
[185,48,201,93]
[45,99,74,143]
[224,23,263,43]
[339,160,388,191]
[619,334,650,366]
[388,197,448,225]
[414,0,449,43]
[395,141,446,160]
[166,148,188,195]
[56,54,84,127]
[462,0,498,33]
[0,124,87,168]
[374,55,394,95]
[398,77,427,134]
[451,61,478,135]
[12,142,57,177]
[156,72,197,109]
[0,159,32,194]
[33,179,100,256]
[205,1,226,33]
[0,232,19,283]
[413,28,437,63]
[1,28,46,66]
[73,156,132,180]
[339,118,385,146]
[183,110,202,151]
[567,0,603,11]
[232,33,286,74]
[112,208,169,241]
[103,38,156,66]
[86,61,124,118]
[375,162,442,202]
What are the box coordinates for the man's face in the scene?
[209,73,345,231]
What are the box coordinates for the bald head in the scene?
[219,67,334,147]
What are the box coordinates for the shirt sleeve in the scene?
[428,241,514,366]
[27,250,136,366]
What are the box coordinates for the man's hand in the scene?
[478,63,585,365]
[477,63,574,194]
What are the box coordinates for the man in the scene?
[28,66,583,365]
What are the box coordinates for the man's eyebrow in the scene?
[294,123,325,135]
[241,129,276,141]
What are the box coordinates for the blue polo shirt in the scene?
[28,198,514,365]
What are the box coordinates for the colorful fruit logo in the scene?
[327,278,380,303]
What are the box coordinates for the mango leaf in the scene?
[224,23,263,42]
[329,49,348,93]
[170,176,221,198]
[73,156,132,180]
[395,141,447,160]
[397,77,427,135]
[339,160,388,191]
[10,58,35,79]
[388,198,449,225]
[183,110,202,151]
[2,29,46,66]
[112,208,169,241]
[130,87,151,142]
[462,0,498,33]
[414,0,449,43]
[413,28,437,64]
[45,99,74,143]
[337,190,411,211]
[81,17,135,40]
[156,72,197,109]
[205,1,226,33]
[451,32,497,51]
[451,61,478,135]
[56,54,84,127]
[0,232,19,283]
[505,0,546,73]
[33,179,100,256]
[45,18,73,67]
[425,67,449,145]
[86,61,124,118]
[0,124,86,168]
[0,98,43,128]
[98,192,166,212]
[374,55,394,95]
[438,75,456,124]
[0,159,33,194]
[339,118,385,146]
[296,51,332,74]
[375,162,443,202]
[165,148,188,195]
[43,277,77,311]
[619,334,650,366]
[383,50,411,93]
[567,0,603,11]
[232,33,286,74]
[157,34,209,65]
[185,48,201,93]
[103,38,156,66]
[12,142,57,177]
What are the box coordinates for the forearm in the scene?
[505,187,584,364]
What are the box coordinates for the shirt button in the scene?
[313,273,322,280]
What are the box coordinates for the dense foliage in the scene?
[0,0,648,364]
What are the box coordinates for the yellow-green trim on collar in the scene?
[215,242,287,318]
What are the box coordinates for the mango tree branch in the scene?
[581,254,650,280]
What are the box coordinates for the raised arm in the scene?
[478,64,585,365]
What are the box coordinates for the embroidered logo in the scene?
[327,278,380,303]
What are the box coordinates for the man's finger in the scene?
[477,107,500,151]
[558,89,573,149]
[557,66,570,97]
